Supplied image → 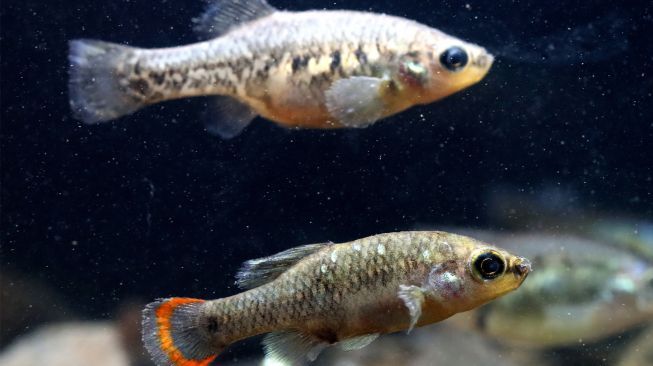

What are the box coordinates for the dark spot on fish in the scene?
[330,50,341,73]
[292,56,302,73]
[207,317,219,334]
[133,61,142,75]
[405,51,420,58]
[149,72,165,86]
[355,46,368,65]
[129,79,149,96]
[387,80,399,94]
[309,72,331,87]
[291,55,310,74]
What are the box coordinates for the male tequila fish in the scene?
[142,231,530,365]
[69,0,494,138]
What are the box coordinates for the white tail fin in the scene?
[68,39,143,124]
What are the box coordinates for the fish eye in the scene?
[439,46,468,72]
[473,251,506,280]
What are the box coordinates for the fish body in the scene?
[450,231,653,348]
[486,186,653,263]
[69,0,493,138]
[142,231,530,365]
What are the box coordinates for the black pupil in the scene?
[440,46,468,71]
[481,258,500,274]
[475,252,505,279]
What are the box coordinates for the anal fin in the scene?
[203,96,257,139]
[263,330,329,364]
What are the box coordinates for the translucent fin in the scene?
[338,334,379,351]
[68,40,143,124]
[325,76,387,128]
[236,243,326,289]
[263,331,329,364]
[203,96,257,139]
[398,285,425,334]
[142,298,221,366]
[193,0,277,39]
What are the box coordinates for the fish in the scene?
[448,231,653,348]
[485,185,653,263]
[141,231,530,365]
[68,0,494,138]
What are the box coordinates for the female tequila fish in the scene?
[142,231,530,365]
[450,231,653,348]
[69,0,494,138]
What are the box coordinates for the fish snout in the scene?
[472,51,494,70]
[513,257,532,278]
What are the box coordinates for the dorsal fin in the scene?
[192,0,277,40]
[235,243,327,289]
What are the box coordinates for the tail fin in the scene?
[142,298,220,366]
[68,39,144,124]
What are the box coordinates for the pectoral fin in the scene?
[338,333,379,351]
[325,76,391,128]
[398,284,425,333]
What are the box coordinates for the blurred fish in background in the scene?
[484,184,653,263]
[449,232,653,349]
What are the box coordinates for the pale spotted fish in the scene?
[68,0,494,138]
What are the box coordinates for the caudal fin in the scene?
[68,39,144,124]
[142,298,220,366]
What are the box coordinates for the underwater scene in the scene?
[1,0,652,365]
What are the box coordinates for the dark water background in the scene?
[1,0,652,357]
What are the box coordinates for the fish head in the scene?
[424,236,530,315]
[460,246,531,309]
[401,33,493,103]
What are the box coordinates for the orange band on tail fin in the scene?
[143,298,218,366]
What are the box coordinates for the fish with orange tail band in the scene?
[141,231,530,365]
[68,0,494,138]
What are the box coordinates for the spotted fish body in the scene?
[69,0,493,138]
[142,231,530,365]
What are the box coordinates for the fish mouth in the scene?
[512,256,532,279]
[472,51,494,70]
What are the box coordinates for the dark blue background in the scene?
[1,0,652,351]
